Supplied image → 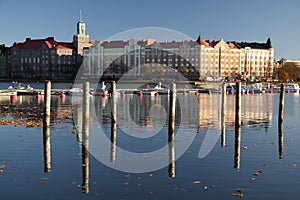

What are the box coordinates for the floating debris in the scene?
[236,188,243,193]
[252,172,259,176]
[232,193,244,198]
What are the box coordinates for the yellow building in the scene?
[197,36,274,80]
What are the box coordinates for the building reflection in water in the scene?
[17,89,275,194]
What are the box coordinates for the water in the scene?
[1,90,300,199]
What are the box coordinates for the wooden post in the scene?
[43,80,51,172]
[278,83,284,159]
[234,81,241,169]
[168,82,176,177]
[111,81,117,163]
[278,84,285,130]
[221,82,226,147]
[82,81,90,193]
[44,80,51,127]
[168,82,176,142]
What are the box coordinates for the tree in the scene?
[180,65,188,76]
[154,64,164,75]
[278,61,300,82]
[140,64,151,76]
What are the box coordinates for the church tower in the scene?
[73,11,92,55]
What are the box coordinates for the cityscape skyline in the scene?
[0,0,300,60]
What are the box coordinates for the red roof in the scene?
[55,44,72,49]
[15,37,73,50]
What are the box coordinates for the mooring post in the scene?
[278,83,285,130]
[168,82,176,177]
[110,81,117,163]
[221,82,226,147]
[44,80,51,126]
[43,80,51,172]
[278,83,285,159]
[234,81,241,169]
[168,82,176,142]
[82,81,90,193]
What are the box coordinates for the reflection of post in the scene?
[278,125,284,159]
[82,81,90,193]
[278,83,284,159]
[168,140,175,177]
[234,81,241,169]
[221,82,226,147]
[43,80,51,172]
[168,82,176,177]
[111,81,117,163]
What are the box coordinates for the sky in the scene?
[0,0,300,60]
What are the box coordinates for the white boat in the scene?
[141,84,170,96]
[247,83,266,94]
[272,84,299,93]
[67,87,83,96]
[285,84,299,93]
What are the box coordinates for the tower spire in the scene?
[80,10,82,22]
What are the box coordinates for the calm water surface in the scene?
[0,88,300,199]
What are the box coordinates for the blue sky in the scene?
[1,0,299,60]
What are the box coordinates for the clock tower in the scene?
[73,11,92,55]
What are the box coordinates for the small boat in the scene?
[141,87,169,96]
[66,87,83,96]
[226,84,246,94]
[247,83,265,94]
[139,83,170,96]
[198,88,211,94]
[285,84,299,93]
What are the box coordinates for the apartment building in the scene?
[7,19,92,80]
[83,36,274,81]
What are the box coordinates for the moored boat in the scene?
[285,83,299,93]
